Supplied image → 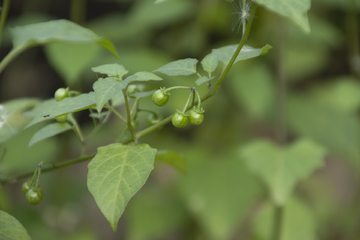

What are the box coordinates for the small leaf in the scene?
[195,76,214,86]
[213,44,272,67]
[91,64,128,80]
[201,53,218,75]
[87,143,157,231]
[255,0,311,33]
[241,139,326,205]
[0,210,31,240]
[93,77,127,112]
[25,92,96,129]
[124,71,163,82]
[130,90,156,99]
[156,150,187,174]
[153,58,198,76]
[28,122,72,147]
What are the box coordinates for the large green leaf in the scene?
[45,42,100,86]
[87,143,157,231]
[24,92,96,129]
[288,95,360,166]
[0,210,31,240]
[213,44,272,67]
[254,197,317,240]
[0,20,118,73]
[241,139,326,205]
[28,122,72,147]
[255,0,311,33]
[153,58,198,76]
[91,64,128,80]
[179,150,262,240]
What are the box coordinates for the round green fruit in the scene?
[189,109,204,125]
[172,112,188,128]
[26,188,43,205]
[22,180,32,194]
[126,85,140,98]
[54,88,69,101]
[152,89,169,106]
[55,114,67,123]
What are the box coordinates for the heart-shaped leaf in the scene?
[201,52,219,76]
[240,138,326,205]
[87,143,157,231]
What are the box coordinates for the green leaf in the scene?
[87,143,157,231]
[255,0,311,33]
[24,92,96,129]
[0,20,118,73]
[201,52,219,75]
[28,122,72,147]
[124,71,163,82]
[93,77,126,113]
[288,95,360,166]
[89,111,109,119]
[153,58,198,76]
[213,44,272,67]
[195,76,214,86]
[156,150,186,174]
[10,20,118,56]
[0,210,31,240]
[241,139,326,205]
[179,150,262,240]
[130,90,156,99]
[45,42,100,86]
[91,64,128,80]
[254,197,317,240]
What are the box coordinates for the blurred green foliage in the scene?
[0,0,360,239]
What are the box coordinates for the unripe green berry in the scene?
[54,88,69,101]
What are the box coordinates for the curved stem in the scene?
[271,205,284,240]
[0,154,94,185]
[164,86,193,93]
[105,105,127,124]
[181,89,194,113]
[122,89,137,141]
[0,0,11,49]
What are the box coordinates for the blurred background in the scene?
[0,0,360,239]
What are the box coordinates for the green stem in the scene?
[201,3,256,102]
[85,110,112,142]
[70,0,86,26]
[35,164,41,189]
[271,205,284,240]
[105,105,127,124]
[181,89,194,113]
[0,45,28,74]
[71,117,85,155]
[164,86,193,93]
[0,0,10,49]
[0,154,94,185]
[122,89,137,141]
